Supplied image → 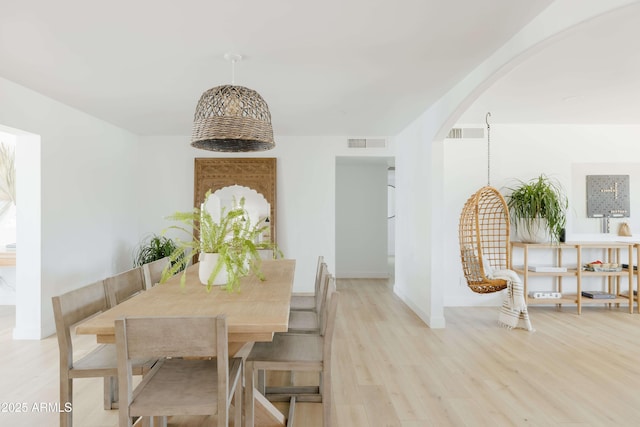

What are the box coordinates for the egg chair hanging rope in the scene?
[457,113,510,294]
[486,111,491,186]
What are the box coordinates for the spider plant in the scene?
[133,234,181,267]
[506,174,568,243]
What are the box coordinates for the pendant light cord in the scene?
[231,58,236,85]
[224,53,242,85]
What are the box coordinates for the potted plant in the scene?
[133,234,181,267]
[505,174,568,243]
[160,190,280,291]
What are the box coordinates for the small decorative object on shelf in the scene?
[529,291,562,299]
[583,261,622,272]
[527,265,567,273]
[581,291,616,299]
[619,222,632,236]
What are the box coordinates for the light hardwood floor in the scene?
[2,279,640,426]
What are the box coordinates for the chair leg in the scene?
[244,361,255,427]
[104,376,118,409]
[150,416,167,427]
[257,369,266,395]
[287,396,296,427]
[60,376,72,427]
[322,367,331,427]
[233,370,242,427]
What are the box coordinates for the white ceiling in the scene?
[0,0,555,137]
[458,2,640,125]
[4,1,637,137]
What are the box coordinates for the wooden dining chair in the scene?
[244,276,339,427]
[52,280,155,427]
[105,266,146,308]
[142,256,170,289]
[115,315,243,427]
[285,264,330,334]
[289,255,324,312]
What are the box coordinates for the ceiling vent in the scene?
[446,127,484,139]
[348,138,387,148]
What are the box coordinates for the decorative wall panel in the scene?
[586,174,630,218]
[194,158,277,242]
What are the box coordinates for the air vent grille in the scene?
[348,138,387,148]
[446,128,484,139]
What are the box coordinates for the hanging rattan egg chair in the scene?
[458,186,511,294]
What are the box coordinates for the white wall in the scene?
[335,159,389,278]
[443,124,640,306]
[394,118,447,329]
[0,76,140,338]
[136,135,395,293]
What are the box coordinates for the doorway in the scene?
[0,125,42,339]
[0,130,16,305]
[335,156,395,281]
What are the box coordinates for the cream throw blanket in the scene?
[488,269,534,331]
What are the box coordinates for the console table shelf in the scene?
[511,241,636,314]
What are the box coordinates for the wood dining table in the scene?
[76,258,295,427]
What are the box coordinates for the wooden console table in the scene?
[511,241,635,314]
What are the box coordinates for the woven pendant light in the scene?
[190,54,275,152]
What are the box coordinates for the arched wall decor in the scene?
[194,158,277,243]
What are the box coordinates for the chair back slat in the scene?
[119,316,222,360]
[313,256,325,295]
[142,257,170,289]
[53,280,108,329]
[318,273,336,335]
[314,263,329,313]
[105,267,145,307]
[115,315,234,426]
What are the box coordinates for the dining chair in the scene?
[285,264,330,334]
[52,280,155,427]
[105,266,146,308]
[289,255,324,312]
[142,256,170,289]
[115,315,243,427]
[244,276,339,427]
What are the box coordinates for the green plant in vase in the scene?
[133,234,181,267]
[505,174,568,243]
[160,190,281,291]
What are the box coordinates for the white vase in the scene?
[198,253,227,286]
[516,218,551,243]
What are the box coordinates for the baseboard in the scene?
[0,295,15,305]
[12,326,42,340]
[336,272,390,279]
[393,285,446,329]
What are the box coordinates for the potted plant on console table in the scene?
[160,190,280,291]
[505,174,568,244]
